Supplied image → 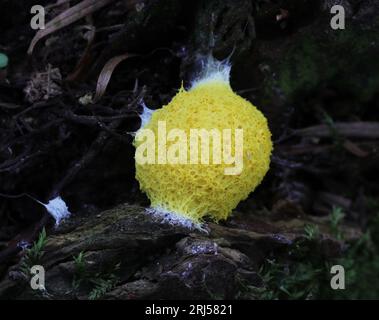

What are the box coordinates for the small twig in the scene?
[13,100,55,119]
[294,122,379,139]
[61,110,135,126]
[0,119,64,152]
[0,102,22,110]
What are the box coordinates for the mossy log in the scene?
[0,203,359,299]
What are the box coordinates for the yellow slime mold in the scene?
[134,68,272,223]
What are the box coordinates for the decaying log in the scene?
[0,203,360,299]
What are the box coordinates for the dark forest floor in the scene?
[0,0,379,299]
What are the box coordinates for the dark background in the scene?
[0,0,378,299]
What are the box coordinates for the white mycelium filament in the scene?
[43,196,71,226]
[190,55,231,89]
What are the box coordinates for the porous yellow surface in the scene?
[134,80,272,222]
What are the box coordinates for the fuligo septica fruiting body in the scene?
[134,58,272,224]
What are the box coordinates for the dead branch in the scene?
[294,122,379,139]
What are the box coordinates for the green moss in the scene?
[256,210,379,299]
[20,228,47,277]
[278,38,325,98]
[72,251,120,299]
[277,28,379,102]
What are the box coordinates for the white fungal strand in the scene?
[43,196,71,226]
[145,206,208,233]
[190,55,231,90]
[140,102,155,128]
